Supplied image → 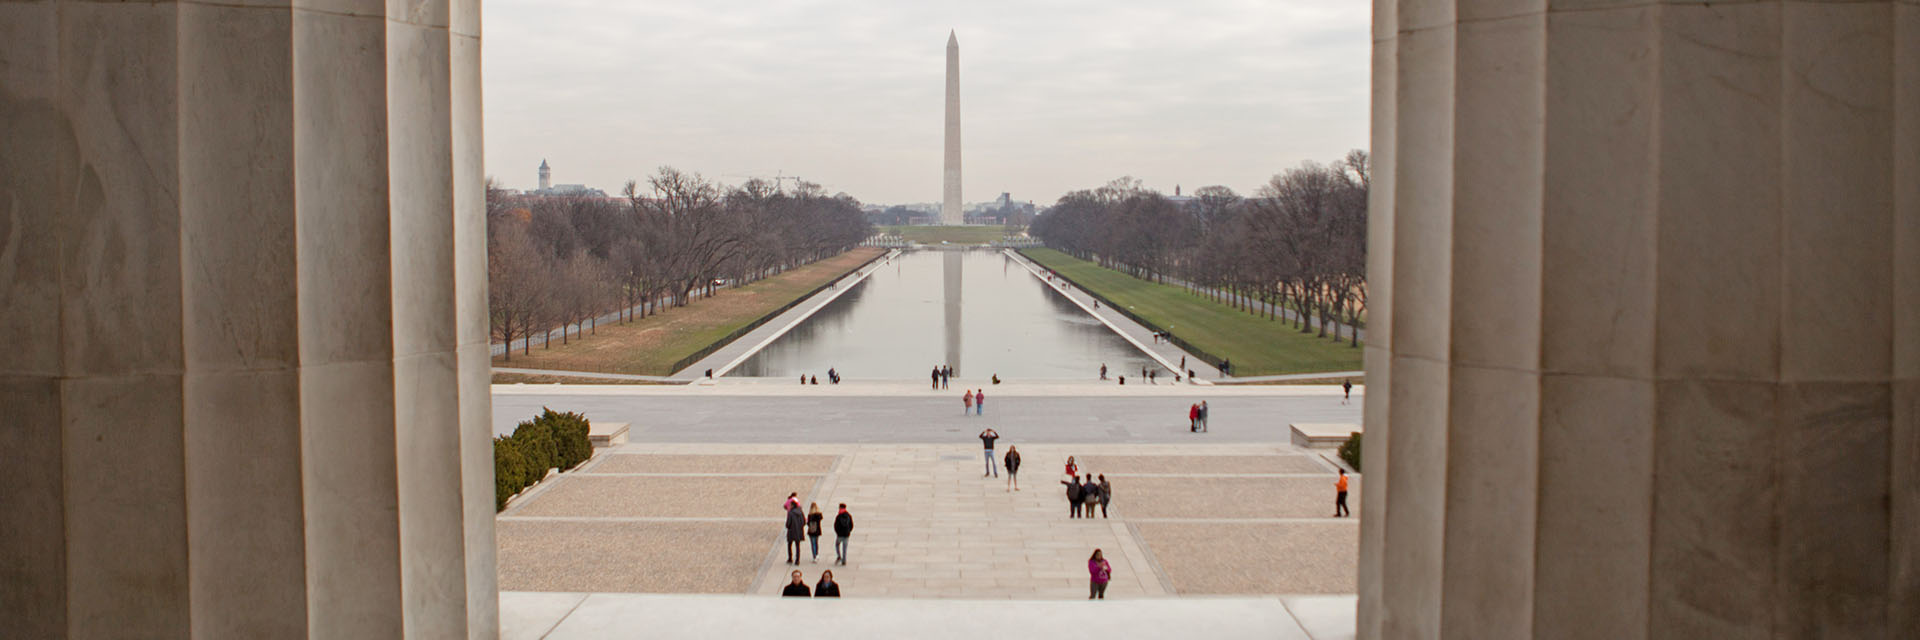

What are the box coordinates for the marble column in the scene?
[0,0,496,637]
[1360,0,1919,638]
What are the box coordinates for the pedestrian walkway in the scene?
[501,592,1357,640]
[1215,371,1366,385]
[492,367,677,383]
[1003,249,1223,380]
[667,249,901,381]
[496,442,1359,599]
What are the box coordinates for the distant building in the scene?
[526,159,608,198]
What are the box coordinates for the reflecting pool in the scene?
[729,249,1167,379]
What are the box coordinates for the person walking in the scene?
[781,570,811,597]
[833,503,853,564]
[1005,446,1022,491]
[784,492,799,511]
[1199,401,1210,432]
[1335,469,1351,517]
[1100,364,1108,380]
[1088,549,1112,599]
[1063,474,1083,518]
[931,366,940,390]
[963,389,974,416]
[1343,379,1353,404]
[785,502,806,565]
[1188,403,1200,433]
[806,503,824,563]
[975,389,986,415]
[814,570,841,597]
[979,428,999,477]
[1097,474,1112,519]
[1080,475,1100,518]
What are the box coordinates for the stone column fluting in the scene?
[1361,0,1918,638]
[0,0,495,637]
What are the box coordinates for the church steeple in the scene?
[537,159,551,191]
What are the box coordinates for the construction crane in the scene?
[722,171,808,192]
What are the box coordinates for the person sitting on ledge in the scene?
[991,374,1001,385]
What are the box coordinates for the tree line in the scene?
[488,167,874,358]
[1029,150,1368,345]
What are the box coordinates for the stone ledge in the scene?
[588,422,628,448]
[1288,423,1359,450]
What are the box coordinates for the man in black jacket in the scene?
[1080,475,1101,518]
[785,503,805,565]
[833,503,854,565]
[781,570,810,597]
[1064,475,1083,518]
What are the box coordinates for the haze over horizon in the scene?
[483,0,1369,205]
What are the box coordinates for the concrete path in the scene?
[489,382,1365,440]
[493,367,676,383]
[667,249,901,381]
[1216,370,1366,384]
[1004,249,1224,380]
[502,592,1357,640]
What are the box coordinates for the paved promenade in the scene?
[493,382,1362,638]
[503,593,1357,640]
[666,249,901,380]
[498,441,1357,597]
[491,380,1363,440]
[1004,249,1225,379]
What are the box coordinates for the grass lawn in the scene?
[492,247,886,376]
[1020,248,1362,377]
[881,225,1013,244]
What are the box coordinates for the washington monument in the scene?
[941,30,963,225]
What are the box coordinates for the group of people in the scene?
[977,433,1113,598]
[783,495,854,566]
[1097,363,1189,385]
[979,429,1026,490]
[781,570,841,597]
[930,365,954,389]
[1059,456,1112,518]
[962,389,988,415]
[798,368,842,385]
[1187,401,1211,433]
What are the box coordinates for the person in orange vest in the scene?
[1334,469,1351,517]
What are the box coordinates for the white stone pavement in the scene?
[502,592,1357,640]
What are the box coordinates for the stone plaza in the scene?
[492,382,1364,637]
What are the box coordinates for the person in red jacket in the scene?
[1188,403,1200,432]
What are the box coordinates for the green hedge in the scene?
[494,408,594,511]
[1338,432,1362,472]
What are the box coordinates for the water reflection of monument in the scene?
[943,251,962,373]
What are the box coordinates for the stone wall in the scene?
[1360,0,1918,638]
[0,1,496,637]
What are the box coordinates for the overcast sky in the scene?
[482,0,1369,206]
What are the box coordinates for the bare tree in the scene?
[488,221,550,359]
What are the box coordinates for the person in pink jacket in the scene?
[1088,549,1111,599]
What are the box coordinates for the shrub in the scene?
[493,437,530,511]
[493,407,597,511]
[1338,432,1362,472]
